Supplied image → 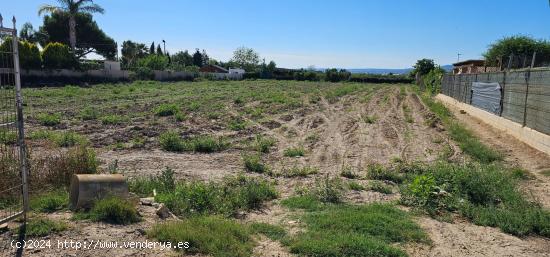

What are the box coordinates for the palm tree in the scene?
[38,0,104,52]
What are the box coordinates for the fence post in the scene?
[522,69,531,127]
[500,71,506,117]
[11,16,29,219]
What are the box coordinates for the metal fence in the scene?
[441,68,550,136]
[0,15,29,225]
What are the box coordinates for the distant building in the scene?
[228,68,245,74]
[452,60,500,74]
[199,64,228,73]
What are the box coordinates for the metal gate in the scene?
[0,15,29,225]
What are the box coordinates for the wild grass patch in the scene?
[37,113,61,126]
[100,114,129,125]
[149,216,254,257]
[348,181,366,191]
[75,197,141,225]
[159,131,229,153]
[20,218,67,237]
[30,190,68,213]
[401,161,550,237]
[242,154,270,174]
[279,164,319,178]
[366,164,404,183]
[250,222,287,241]
[79,106,99,120]
[30,130,88,147]
[154,103,180,116]
[283,146,305,157]
[142,174,278,217]
[283,203,428,257]
[369,181,393,194]
[252,135,276,153]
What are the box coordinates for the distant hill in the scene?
[312,65,453,75]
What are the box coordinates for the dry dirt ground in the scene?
[1,84,550,256]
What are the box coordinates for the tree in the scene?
[136,54,168,70]
[171,50,193,67]
[38,0,105,53]
[192,49,203,67]
[19,22,39,44]
[230,47,260,72]
[267,61,276,73]
[121,40,148,68]
[484,35,550,66]
[38,12,115,59]
[42,42,75,69]
[156,44,163,55]
[412,59,435,76]
[150,42,155,55]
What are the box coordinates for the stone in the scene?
[156,203,173,219]
[140,197,154,206]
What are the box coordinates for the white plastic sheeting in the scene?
[471,82,502,115]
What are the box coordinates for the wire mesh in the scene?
[0,25,25,224]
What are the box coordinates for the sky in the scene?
[3,0,550,69]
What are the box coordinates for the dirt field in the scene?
[1,81,549,256]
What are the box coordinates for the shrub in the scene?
[283,146,305,157]
[42,42,75,69]
[54,131,87,147]
[30,146,98,188]
[314,176,345,204]
[184,135,229,153]
[242,154,269,174]
[280,165,318,178]
[131,67,154,80]
[87,197,141,225]
[37,113,61,126]
[154,103,180,116]
[0,38,41,69]
[149,216,254,257]
[22,218,67,237]
[30,190,68,213]
[325,68,351,82]
[136,54,169,70]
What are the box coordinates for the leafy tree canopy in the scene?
[38,12,116,60]
[484,35,550,66]
[230,47,260,72]
[121,40,148,67]
[412,59,435,76]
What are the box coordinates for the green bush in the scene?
[325,68,351,82]
[0,38,41,69]
[136,54,169,70]
[42,42,75,69]
[37,113,61,126]
[149,216,254,257]
[131,67,155,80]
[87,197,141,225]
